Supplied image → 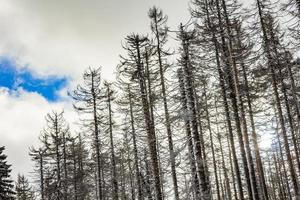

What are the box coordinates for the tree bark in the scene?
[107,84,119,200]
[152,13,180,200]
[180,25,211,199]
[128,85,143,200]
[135,35,163,200]
[178,69,201,198]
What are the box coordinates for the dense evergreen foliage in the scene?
[0,146,15,199]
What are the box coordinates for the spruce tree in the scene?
[15,174,35,200]
[71,67,106,200]
[0,146,15,200]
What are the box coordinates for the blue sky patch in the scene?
[0,58,68,101]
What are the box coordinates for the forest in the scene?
[0,0,300,199]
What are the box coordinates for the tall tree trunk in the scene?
[279,67,300,173]
[195,93,210,183]
[128,86,143,200]
[235,23,269,200]
[54,115,61,200]
[267,158,277,200]
[39,151,45,200]
[256,0,299,196]
[178,69,201,198]
[204,85,221,200]
[91,74,103,200]
[273,154,285,199]
[152,14,180,200]
[214,99,232,200]
[62,131,68,200]
[216,0,257,198]
[179,25,211,199]
[135,36,162,200]
[144,52,165,199]
[124,133,135,200]
[71,140,78,200]
[227,134,239,200]
[276,123,292,199]
[107,84,119,200]
[119,147,127,200]
[202,1,244,198]
[286,55,300,125]
[143,153,154,200]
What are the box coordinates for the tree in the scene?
[255,0,299,196]
[15,174,35,200]
[148,7,180,200]
[0,146,15,200]
[104,81,119,200]
[119,34,163,200]
[69,134,92,200]
[29,147,46,200]
[177,68,201,198]
[71,67,106,200]
[42,111,70,200]
[178,25,211,199]
[20,0,300,199]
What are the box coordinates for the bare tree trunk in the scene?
[144,52,165,199]
[204,85,221,200]
[286,55,300,124]
[235,24,269,200]
[62,131,68,200]
[119,147,128,200]
[195,93,210,184]
[256,0,299,196]
[152,13,180,200]
[276,124,292,200]
[91,74,103,200]
[106,84,119,200]
[71,140,78,200]
[143,153,154,200]
[273,154,286,199]
[201,1,244,197]
[216,0,257,198]
[214,99,232,200]
[124,133,135,200]
[135,36,163,200]
[178,69,201,198]
[226,135,238,200]
[40,151,45,200]
[266,157,277,200]
[128,86,143,200]
[218,165,225,200]
[54,115,62,200]
[279,68,300,173]
[179,25,211,199]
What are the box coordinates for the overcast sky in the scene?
[0,0,266,182]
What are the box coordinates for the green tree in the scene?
[0,146,15,200]
[15,174,35,200]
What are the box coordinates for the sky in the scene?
[0,0,269,183]
[0,0,191,181]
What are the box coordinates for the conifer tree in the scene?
[119,34,163,200]
[71,67,106,200]
[0,146,15,200]
[148,7,179,200]
[15,174,35,200]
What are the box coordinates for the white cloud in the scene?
[0,87,78,181]
[0,0,190,80]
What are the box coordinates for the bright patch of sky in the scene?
[0,58,68,101]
